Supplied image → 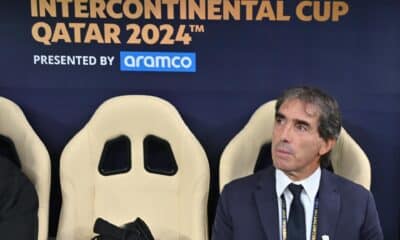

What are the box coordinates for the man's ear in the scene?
[319,138,336,156]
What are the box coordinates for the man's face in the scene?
[271,99,335,180]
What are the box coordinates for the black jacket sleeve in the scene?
[0,156,38,240]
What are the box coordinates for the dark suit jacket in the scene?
[212,166,383,240]
[0,156,38,240]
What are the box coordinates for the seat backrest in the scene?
[0,97,51,240]
[219,100,371,192]
[57,95,210,240]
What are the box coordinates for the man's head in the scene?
[271,86,342,180]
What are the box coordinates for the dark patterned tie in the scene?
[287,183,306,240]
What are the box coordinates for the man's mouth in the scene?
[274,143,293,157]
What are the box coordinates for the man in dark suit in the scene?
[0,155,38,239]
[212,87,383,240]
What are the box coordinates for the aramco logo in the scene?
[120,51,196,72]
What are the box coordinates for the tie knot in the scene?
[288,183,303,198]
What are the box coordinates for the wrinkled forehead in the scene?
[279,98,322,119]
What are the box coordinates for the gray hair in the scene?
[275,86,342,167]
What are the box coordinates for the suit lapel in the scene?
[254,167,280,240]
[317,169,341,240]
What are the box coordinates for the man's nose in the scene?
[280,124,293,142]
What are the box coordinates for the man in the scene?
[0,154,38,239]
[212,87,383,240]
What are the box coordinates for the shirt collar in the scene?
[275,167,321,201]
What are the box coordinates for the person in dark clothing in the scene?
[212,86,383,240]
[0,155,38,239]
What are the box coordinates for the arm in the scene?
[0,174,38,240]
[361,191,383,240]
[212,188,233,240]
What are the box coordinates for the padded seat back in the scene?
[0,97,51,240]
[57,95,209,240]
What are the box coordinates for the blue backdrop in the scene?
[1,0,399,238]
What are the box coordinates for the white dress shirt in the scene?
[275,167,321,240]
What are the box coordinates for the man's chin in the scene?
[272,158,292,171]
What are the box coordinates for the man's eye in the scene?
[276,117,284,124]
[296,124,309,132]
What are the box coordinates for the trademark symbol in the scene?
[189,25,205,33]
